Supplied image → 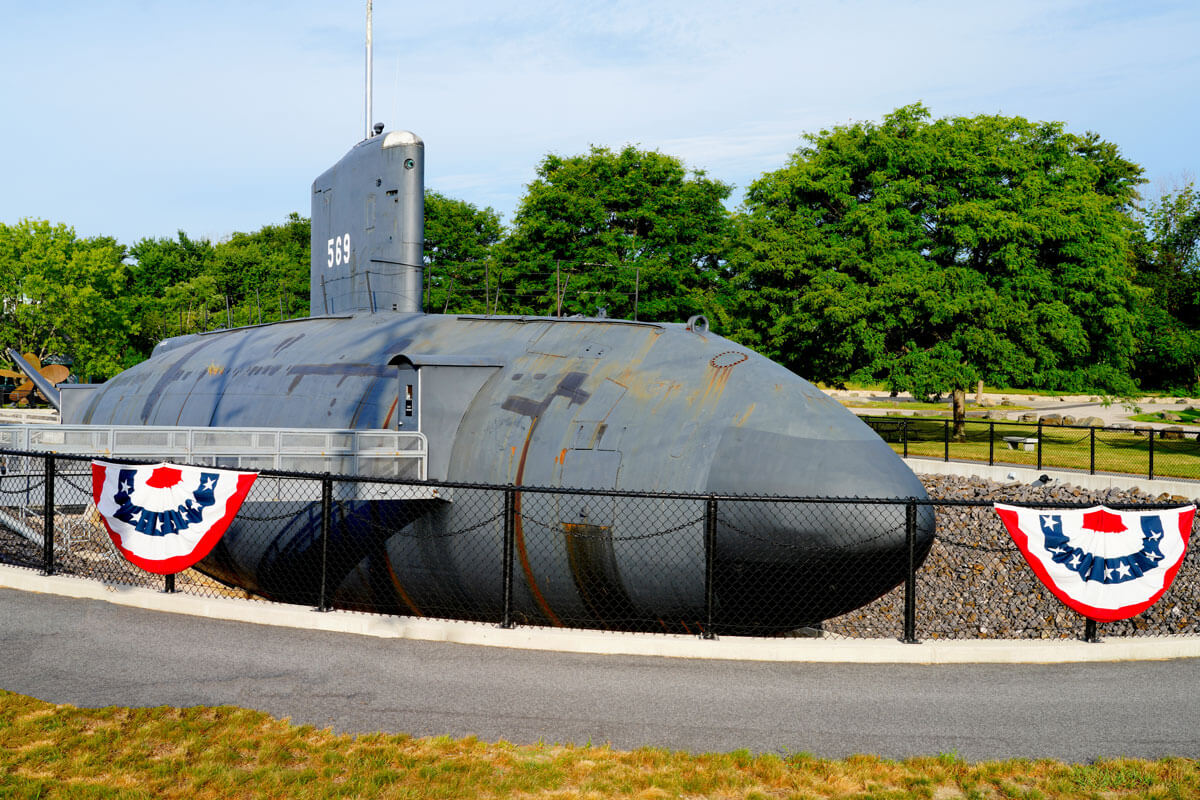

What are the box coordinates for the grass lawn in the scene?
[1,690,1196,799]
[1130,409,1200,426]
[867,418,1200,482]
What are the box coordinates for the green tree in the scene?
[1132,184,1200,391]
[126,231,215,355]
[731,104,1145,436]
[0,219,136,380]
[498,145,733,322]
[423,191,503,314]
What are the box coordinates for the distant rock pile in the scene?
[823,474,1200,640]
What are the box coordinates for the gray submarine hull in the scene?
[73,310,934,633]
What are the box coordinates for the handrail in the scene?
[0,424,428,480]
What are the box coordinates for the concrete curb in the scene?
[5,565,1198,664]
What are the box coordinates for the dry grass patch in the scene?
[1,690,1197,799]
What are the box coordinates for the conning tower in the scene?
[310,129,425,315]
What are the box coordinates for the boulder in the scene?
[1019,412,1039,424]
[1078,416,1105,427]
[1061,415,1077,426]
[1039,413,1063,426]
[1160,427,1186,440]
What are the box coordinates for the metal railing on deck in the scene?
[0,425,428,480]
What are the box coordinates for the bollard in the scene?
[703,496,718,640]
[1089,427,1096,475]
[988,421,995,466]
[1084,618,1100,643]
[42,454,55,576]
[903,500,919,643]
[163,573,176,594]
[1037,420,1044,470]
[943,420,949,461]
[315,474,333,612]
[501,486,516,629]
[1148,432,1155,481]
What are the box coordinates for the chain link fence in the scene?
[864,416,1200,482]
[0,449,1196,641]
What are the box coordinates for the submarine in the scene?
[55,127,935,634]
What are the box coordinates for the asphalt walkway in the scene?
[4,586,1198,761]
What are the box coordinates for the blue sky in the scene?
[2,0,1198,245]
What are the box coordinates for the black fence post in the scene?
[943,420,949,462]
[163,574,176,594]
[988,421,995,466]
[1148,432,1155,481]
[501,486,516,629]
[1089,427,1096,475]
[703,496,718,640]
[902,419,909,458]
[42,454,54,576]
[315,473,333,612]
[903,499,918,644]
[1084,618,1100,643]
[1036,420,1044,471]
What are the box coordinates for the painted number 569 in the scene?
[326,233,351,268]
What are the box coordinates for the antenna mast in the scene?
[365,0,374,138]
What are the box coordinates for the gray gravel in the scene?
[826,474,1200,640]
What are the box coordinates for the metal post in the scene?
[1037,420,1043,470]
[163,574,176,594]
[1084,618,1100,643]
[1148,432,1155,481]
[42,454,54,576]
[988,421,994,466]
[703,496,718,640]
[943,420,949,462]
[1089,427,1096,475]
[316,474,333,612]
[902,419,908,458]
[501,486,516,629]
[903,500,918,643]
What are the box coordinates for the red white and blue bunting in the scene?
[995,503,1195,622]
[92,461,258,575]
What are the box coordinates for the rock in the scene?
[1039,413,1063,426]
[1161,426,1186,440]
[1019,412,1039,423]
[1163,413,1183,422]
[1000,398,1013,406]
[1089,396,1100,402]
[1078,416,1105,427]
[1062,415,1077,426]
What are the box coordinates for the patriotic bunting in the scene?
[92,460,258,575]
[995,503,1195,622]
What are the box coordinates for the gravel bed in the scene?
[823,474,1200,640]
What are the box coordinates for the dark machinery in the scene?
[61,129,934,633]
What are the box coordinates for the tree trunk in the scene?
[952,388,967,441]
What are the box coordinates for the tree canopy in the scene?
[3,105,1198,400]
[497,145,733,322]
[0,220,134,379]
[730,104,1148,421]
[1131,184,1200,390]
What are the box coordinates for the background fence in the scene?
[863,415,1200,481]
[0,449,1196,642]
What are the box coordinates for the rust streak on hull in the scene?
[513,416,562,627]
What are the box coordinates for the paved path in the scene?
[4,588,1198,762]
